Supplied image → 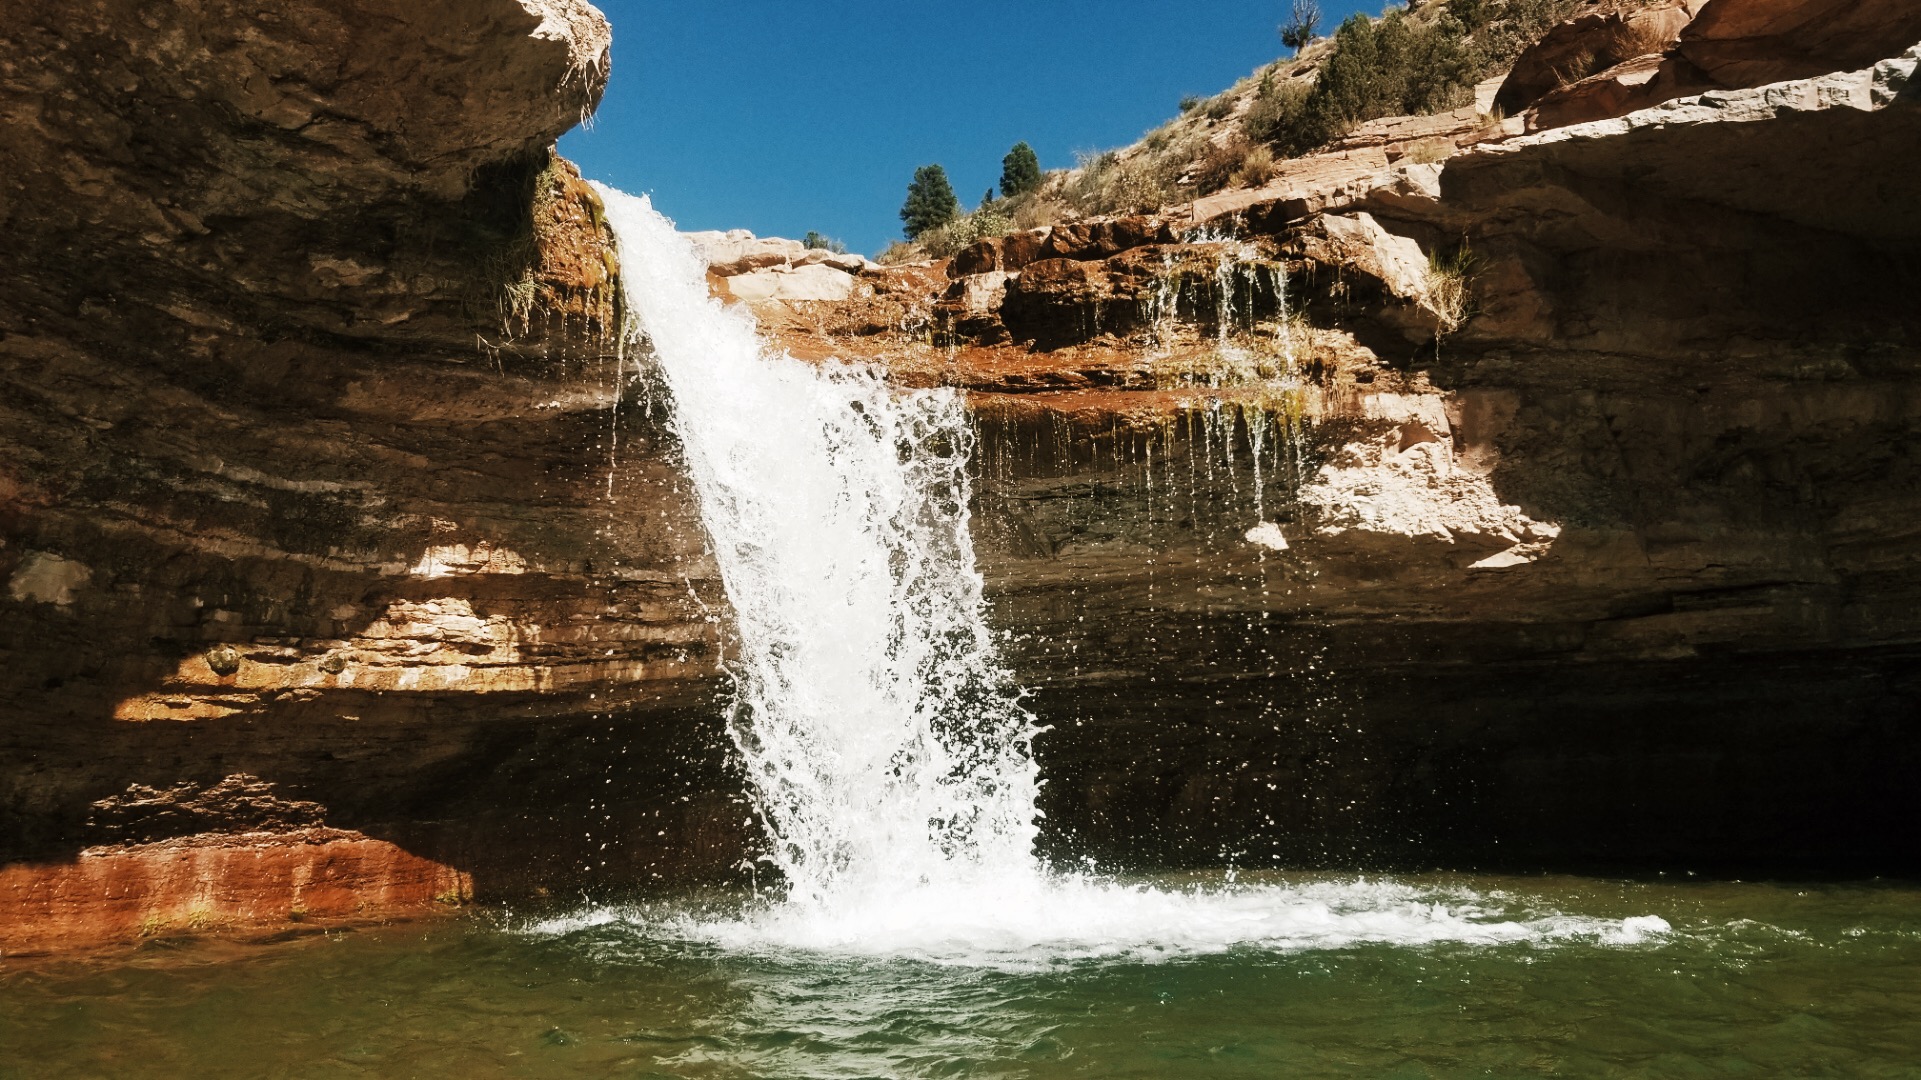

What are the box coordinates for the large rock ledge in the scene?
[0,0,748,955]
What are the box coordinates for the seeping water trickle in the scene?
[585,184,1667,963]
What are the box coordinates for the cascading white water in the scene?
[593,185,1039,913]
[585,184,1668,962]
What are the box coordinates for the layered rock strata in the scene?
[8,0,1921,956]
[741,9,1921,875]
[0,0,745,954]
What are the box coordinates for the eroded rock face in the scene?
[1498,0,1921,133]
[1494,0,1708,118]
[764,40,1921,875]
[1678,0,1921,88]
[0,0,750,954]
[0,830,473,955]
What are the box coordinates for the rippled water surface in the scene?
[6,872,1921,1078]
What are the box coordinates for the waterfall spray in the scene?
[592,186,1039,912]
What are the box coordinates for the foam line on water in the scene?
[527,878,1671,969]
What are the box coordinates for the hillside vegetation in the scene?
[887,0,1648,261]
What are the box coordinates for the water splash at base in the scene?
[532,875,1671,970]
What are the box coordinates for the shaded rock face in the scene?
[1497,0,1921,133]
[766,41,1921,876]
[1678,0,1921,88]
[1494,0,1707,119]
[1,0,751,952]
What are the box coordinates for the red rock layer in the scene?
[0,831,469,956]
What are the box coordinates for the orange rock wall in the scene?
[0,832,469,956]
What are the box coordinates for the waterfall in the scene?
[581,184,1668,963]
[592,186,1040,912]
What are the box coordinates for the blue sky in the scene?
[563,1,1371,256]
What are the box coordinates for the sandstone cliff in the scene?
[0,0,745,954]
[6,0,1920,956]
[732,0,1921,874]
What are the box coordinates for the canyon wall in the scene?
[743,0,1921,875]
[5,0,1920,955]
[0,0,747,954]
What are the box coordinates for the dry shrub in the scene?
[1613,17,1680,59]
[1426,244,1478,337]
[1230,145,1279,188]
[1064,150,1175,216]
[876,241,922,266]
[1403,138,1454,165]
[1192,136,1252,194]
[1547,46,1604,89]
[914,205,1014,259]
[1011,194,1071,231]
[1243,79,1315,149]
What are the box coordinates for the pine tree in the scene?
[999,141,1042,198]
[899,164,960,240]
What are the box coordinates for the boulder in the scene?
[688,230,807,275]
[720,263,858,303]
[795,248,874,273]
[1040,217,1177,261]
[1001,229,1052,271]
[1291,213,1434,311]
[949,239,1003,277]
[691,230,876,282]
[942,271,1014,316]
[1000,259,1128,348]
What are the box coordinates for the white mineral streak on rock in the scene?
[8,552,92,607]
[1244,522,1290,551]
[1301,392,1559,562]
[409,543,531,578]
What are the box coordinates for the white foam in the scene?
[596,185,1039,910]
[529,876,1669,969]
